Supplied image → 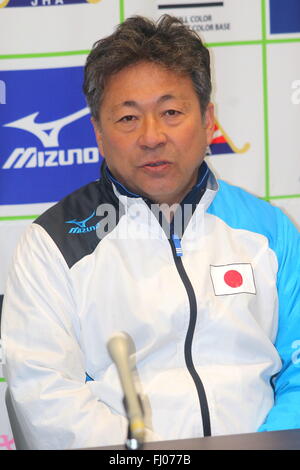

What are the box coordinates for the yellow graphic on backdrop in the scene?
[216,118,250,153]
[0,0,10,8]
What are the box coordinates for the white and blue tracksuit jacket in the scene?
[2,162,300,449]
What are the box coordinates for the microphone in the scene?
[107,332,145,448]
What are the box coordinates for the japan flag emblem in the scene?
[210,263,256,296]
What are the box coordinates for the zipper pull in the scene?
[172,233,183,257]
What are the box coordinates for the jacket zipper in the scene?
[169,236,211,437]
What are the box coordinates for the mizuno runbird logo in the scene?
[65,210,100,234]
[4,107,90,148]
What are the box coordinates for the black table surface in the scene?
[83,428,300,450]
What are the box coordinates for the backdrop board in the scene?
[154,0,300,227]
[0,0,299,450]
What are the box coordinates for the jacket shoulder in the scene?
[208,180,284,247]
[34,180,111,268]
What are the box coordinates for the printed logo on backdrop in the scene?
[269,0,300,34]
[0,295,3,325]
[0,435,15,451]
[157,1,230,35]
[0,80,6,104]
[0,0,101,8]
[291,80,300,105]
[207,119,250,156]
[0,67,101,205]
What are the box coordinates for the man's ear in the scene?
[204,102,215,146]
[91,117,104,157]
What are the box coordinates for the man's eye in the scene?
[119,115,136,122]
[164,109,181,116]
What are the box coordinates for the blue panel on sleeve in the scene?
[208,180,300,432]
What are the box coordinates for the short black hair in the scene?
[83,14,211,121]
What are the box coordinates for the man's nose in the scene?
[138,116,167,149]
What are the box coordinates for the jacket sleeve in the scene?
[258,209,300,432]
[1,223,159,449]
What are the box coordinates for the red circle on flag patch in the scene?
[224,270,243,288]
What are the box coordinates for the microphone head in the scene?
[107,332,135,364]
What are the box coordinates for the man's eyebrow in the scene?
[157,94,177,104]
[112,94,179,111]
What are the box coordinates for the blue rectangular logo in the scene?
[270,0,300,34]
[0,67,102,205]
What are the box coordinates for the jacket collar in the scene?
[103,160,212,207]
[100,160,218,240]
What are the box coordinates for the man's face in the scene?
[93,61,214,205]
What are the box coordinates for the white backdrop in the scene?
[0,0,299,449]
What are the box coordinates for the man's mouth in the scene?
[143,161,170,167]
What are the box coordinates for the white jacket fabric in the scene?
[2,162,300,449]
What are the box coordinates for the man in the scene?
[2,15,300,450]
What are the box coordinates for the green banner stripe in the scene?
[268,194,300,200]
[0,215,38,221]
[0,39,300,60]
[261,0,270,201]
[0,378,6,383]
[206,40,262,48]
[266,38,300,44]
[0,37,298,60]
[207,38,300,48]
[1,38,299,59]
[0,50,90,60]
[119,0,125,23]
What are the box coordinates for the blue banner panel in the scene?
[270,0,300,34]
[0,0,101,8]
[0,67,102,205]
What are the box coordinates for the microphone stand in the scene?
[123,396,144,450]
[125,426,143,451]
[107,332,145,451]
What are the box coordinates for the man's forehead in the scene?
[99,61,198,115]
